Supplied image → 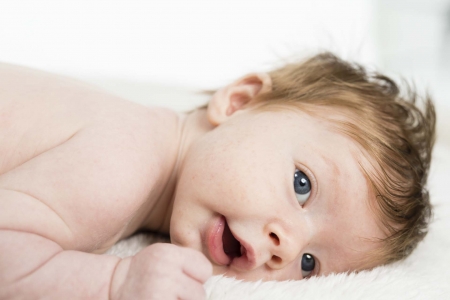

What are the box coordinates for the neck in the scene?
[177,109,214,174]
[144,108,213,234]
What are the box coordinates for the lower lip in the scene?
[205,215,232,266]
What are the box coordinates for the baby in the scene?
[0,52,435,299]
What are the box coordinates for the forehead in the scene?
[233,105,357,148]
[224,107,369,179]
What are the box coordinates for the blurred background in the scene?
[0,0,449,139]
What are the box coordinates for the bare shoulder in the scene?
[0,63,180,252]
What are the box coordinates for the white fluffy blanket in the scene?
[107,144,450,299]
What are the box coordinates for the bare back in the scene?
[0,63,179,253]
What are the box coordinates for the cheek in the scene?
[177,129,288,216]
[183,137,242,189]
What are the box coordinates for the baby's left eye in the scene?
[294,169,311,205]
[301,253,315,278]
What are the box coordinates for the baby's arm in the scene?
[0,229,118,298]
[0,229,210,299]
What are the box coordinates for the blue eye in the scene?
[301,253,315,278]
[294,169,311,205]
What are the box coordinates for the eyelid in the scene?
[314,255,321,276]
[311,255,321,278]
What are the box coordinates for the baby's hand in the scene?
[110,243,213,300]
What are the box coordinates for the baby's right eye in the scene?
[293,169,311,205]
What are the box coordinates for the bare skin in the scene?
[0,63,211,299]
[0,63,385,298]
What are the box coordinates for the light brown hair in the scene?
[251,52,436,266]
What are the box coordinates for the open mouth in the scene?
[222,217,243,260]
[207,215,245,266]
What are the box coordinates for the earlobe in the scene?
[207,73,272,126]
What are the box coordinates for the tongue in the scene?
[222,220,241,259]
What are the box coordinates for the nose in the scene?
[264,222,304,270]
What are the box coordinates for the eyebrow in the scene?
[317,153,340,177]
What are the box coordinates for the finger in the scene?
[177,273,208,300]
[180,247,213,283]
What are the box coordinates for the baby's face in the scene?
[170,107,385,281]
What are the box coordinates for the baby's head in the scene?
[250,52,436,266]
[170,52,436,280]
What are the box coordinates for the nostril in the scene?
[270,232,280,245]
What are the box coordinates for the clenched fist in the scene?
[110,243,213,300]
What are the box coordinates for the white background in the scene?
[0,0,449,124]
[0,0,379,88]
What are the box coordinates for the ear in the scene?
[207,73,272,126]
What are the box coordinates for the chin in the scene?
[169,219,202,252]
[212,264,229,275]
